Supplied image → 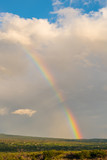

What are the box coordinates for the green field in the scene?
[0,134,107,159]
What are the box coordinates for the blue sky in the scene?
[0,0,105,19]
[0,0,53,18]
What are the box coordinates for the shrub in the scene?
[43,150,62,160]
[90,150,106,158]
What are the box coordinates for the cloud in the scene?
[83,0,91,6]
[0,108,8,115]
[69,0,72,6]
[68,0,107,7]
[52,0,63,6]
[95,0,107,6]
[0,13,58,48]
[0,8,107,137]
[12,109,36,117]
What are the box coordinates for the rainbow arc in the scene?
[24,46,82,139]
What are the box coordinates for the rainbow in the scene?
[64,108,82,139]
[23,46,82,139]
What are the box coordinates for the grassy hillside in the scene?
[0,134,106,159]
[0,134,107,152]
[0,150,106,160]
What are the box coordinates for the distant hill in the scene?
[0,133,107,152]
[0,133,107,142]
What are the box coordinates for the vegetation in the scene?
[0,150,106,159]
[0,134,107,159]
[0,134,107,152]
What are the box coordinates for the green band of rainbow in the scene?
[23,46,82,139]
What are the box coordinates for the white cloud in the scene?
[12,109,36,117]
[0,13,58,48]
[83,0,91,6]
[52,0,63,6]
[52,0,64,11]
[68,0,107,7]
[0,108,8,115]
[95,0,107,6]
[102,85,107,91]
[69,0,72,6]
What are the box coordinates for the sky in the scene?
[0,0,107,139]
